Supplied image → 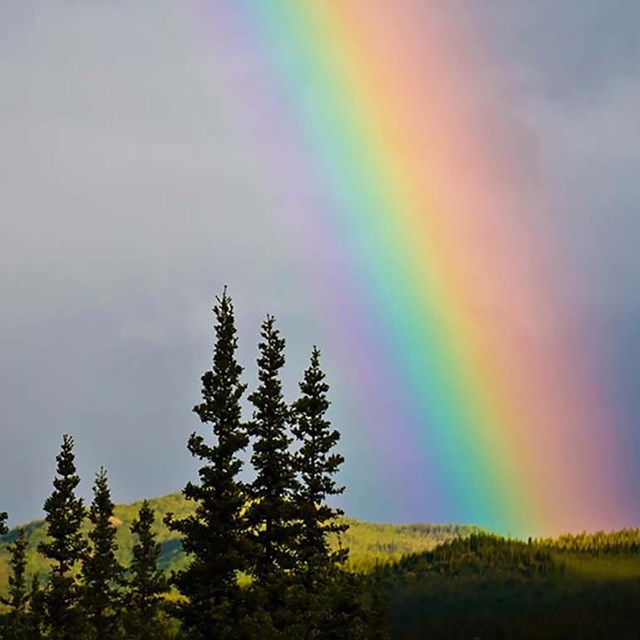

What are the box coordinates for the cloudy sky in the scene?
[1,0,638,526]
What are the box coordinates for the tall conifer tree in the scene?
[125,500,168,639]
[38,434,87,640]
[247,315,297,584]
[0,511,7,536]
[82,467,123,640]
[289,347,352,637]
[245,315,299,636]
[166,289,250,640]
[291,346,348,574]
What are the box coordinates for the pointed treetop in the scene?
[55,433,80,481]
[89,467,115,522]
[39,433,86,565]
[83,466,123,640]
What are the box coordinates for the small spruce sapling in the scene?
[1,528,29,614]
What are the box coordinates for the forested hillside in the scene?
[379,532,640,639]
[5,511,640,639]
[0,492,479,592]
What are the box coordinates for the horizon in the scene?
[5,486,636,542]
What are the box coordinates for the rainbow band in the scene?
[191,1,630,535]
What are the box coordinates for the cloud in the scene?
[0,0,313,523]
[0,0,638,525]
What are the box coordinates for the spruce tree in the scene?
[246,315,298,631]
[2,528,29,613]
[37,434,87,640]
[0,511,7,536]
[29,575,46,640]
[166,289,250,640]
[291,347,348,574]
[82,467,123,640]
[125,500,168,639]
[289,347,351,637]
[1,528,30,639]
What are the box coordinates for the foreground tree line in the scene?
[0,290,389,640]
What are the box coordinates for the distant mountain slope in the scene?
[0,493,480,592]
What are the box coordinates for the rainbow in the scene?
[187,1,631,535]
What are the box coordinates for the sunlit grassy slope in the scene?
[4,497,640,638]
[0,492,479,592]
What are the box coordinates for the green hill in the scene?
[0,492,480,594]
[4,498,640,639]
[377,531,640,639]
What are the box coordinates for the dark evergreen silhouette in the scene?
[292,346,348,573]
[29,575,46,640]
[82,467,123,640]
[165,289,250,640]
[0,511,7,536]
[246,315,298,633]
[247,316,297,580]
[37,434,87,640]
[0,528,31,639]
[125,500,168,639]
[289,346,358,637]
[1,529,29,612]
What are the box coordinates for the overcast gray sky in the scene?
[1,0,639,526]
